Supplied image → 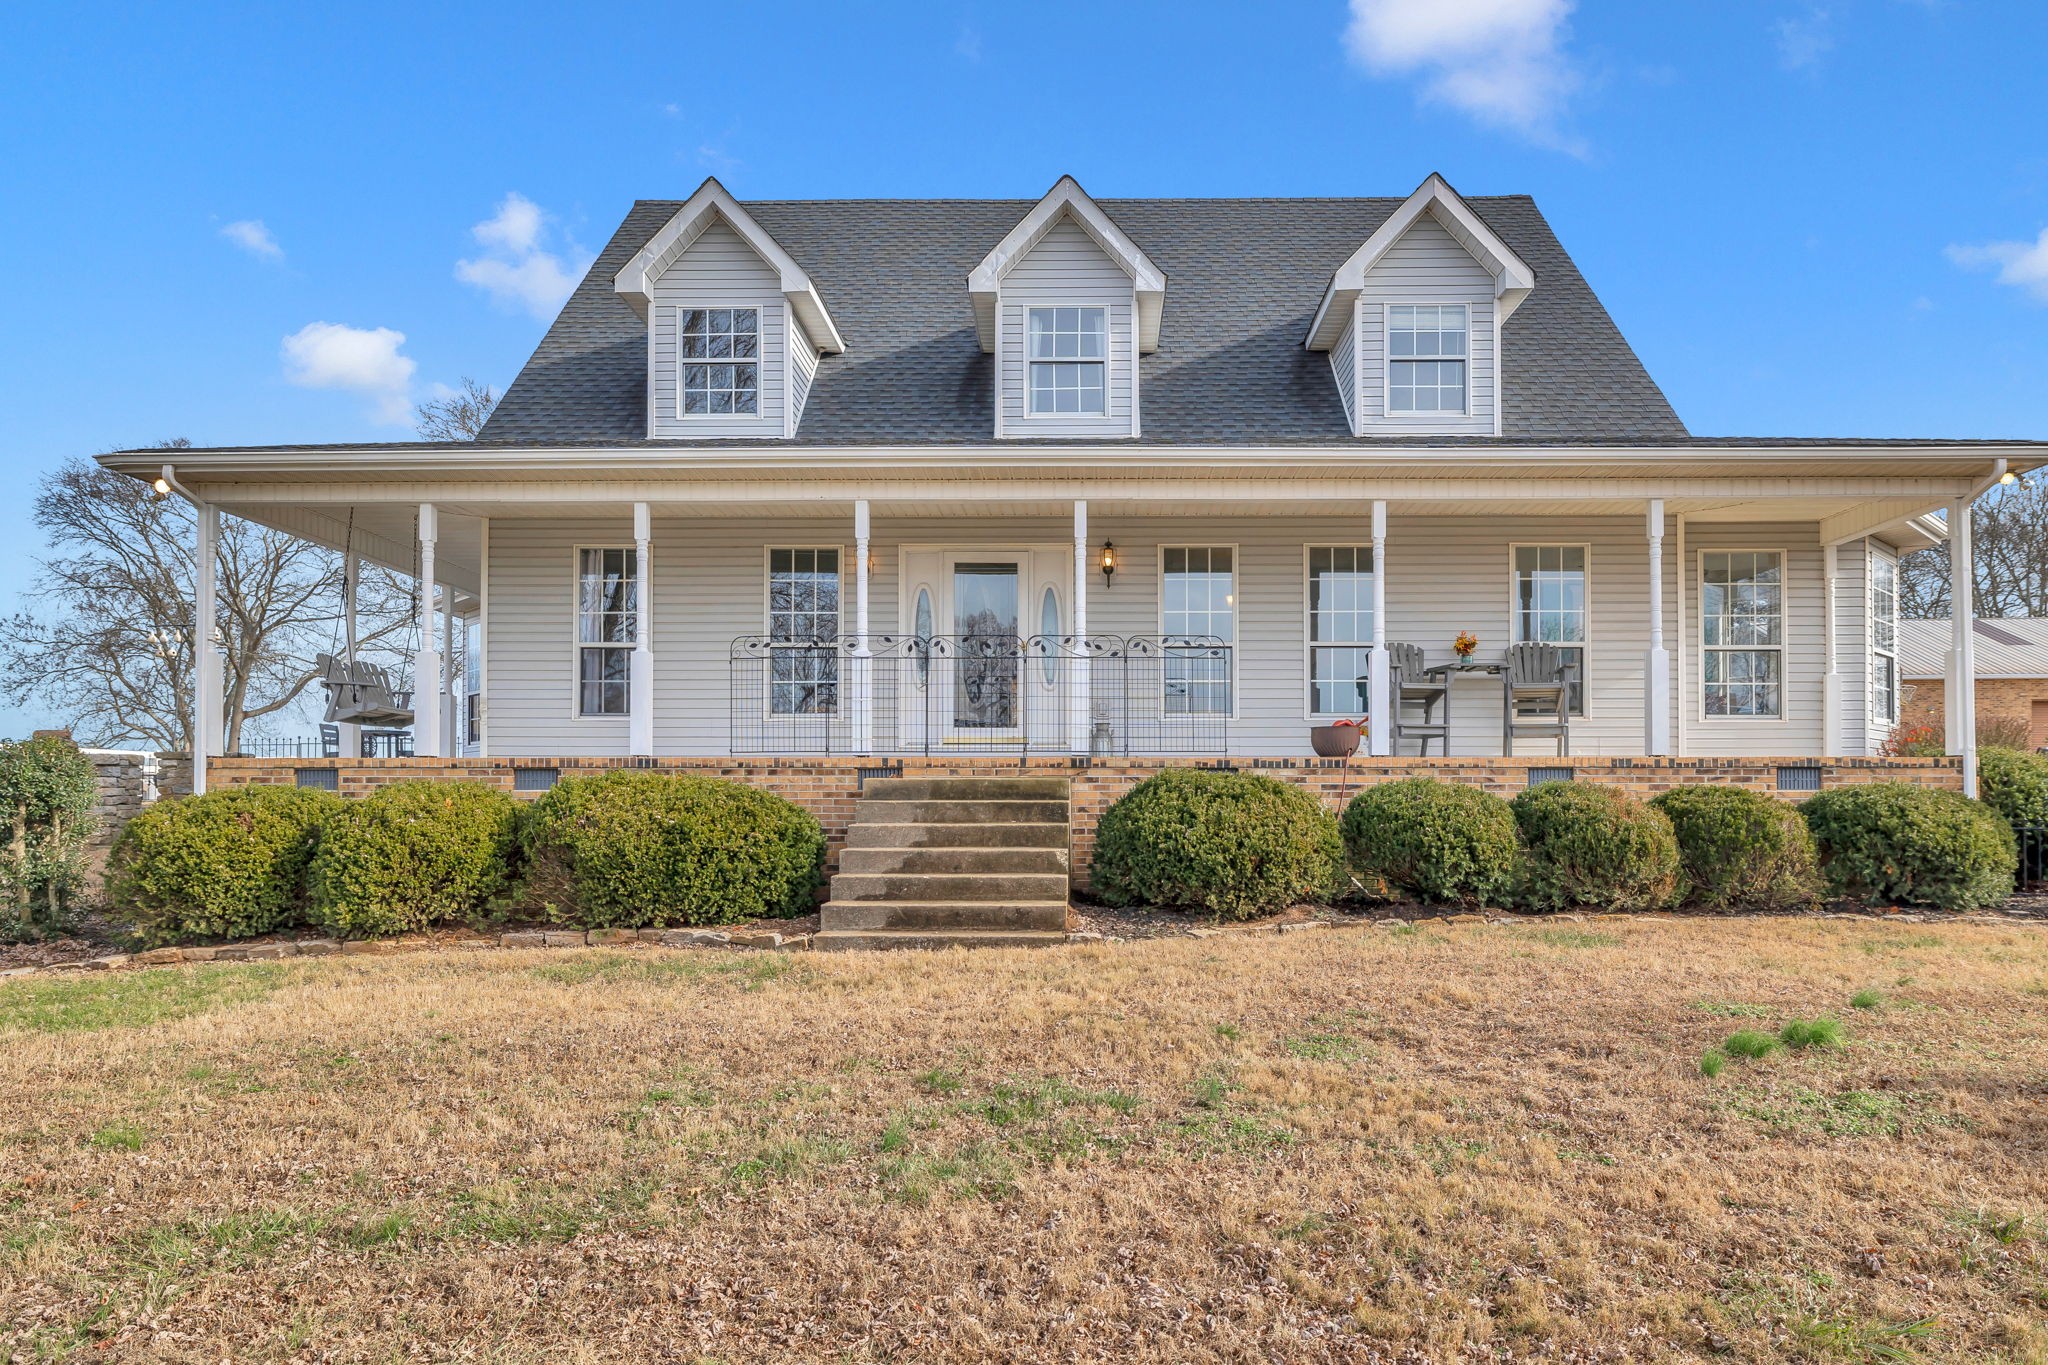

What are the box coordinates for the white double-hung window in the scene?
[1701,551,1784,718]
[1306,546,1374,717]
[576,547,636,717]
[767,548,841,715]
[1387,304,1467,414]
[1027,307,1107,415]
[1512,545,1589,714]
[1869,548,1899,727]
[678,307,760,415]
[1161,546,1234,715]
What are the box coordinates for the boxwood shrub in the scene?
[1650,785,1822,913]
[1340,778,1518,906]
[1800,782,2016,912]
[1512,781,1680,913]
[1977,745,2048,829]
[106,785,339,945]
[308,780,519,937]
[1091,768,1341,920]
[517,771,824,928]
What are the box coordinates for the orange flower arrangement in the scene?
[1453,631,1479,659]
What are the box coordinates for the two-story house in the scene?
[106,174,2042,823]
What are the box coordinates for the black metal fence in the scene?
[2016,824,2048,890]
[729,634,1231,757]
[233,727,414,759]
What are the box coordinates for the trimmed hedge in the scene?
[106,785,339,945]
[308,780,519,937]
[518,771,824,928]
[1091,769,1342,920]
[1651,785,1822,913]
[1800,782,2016,912]
[1340,778,1519,906]
[1512,781,1680,913]
[1978,745,2048,830]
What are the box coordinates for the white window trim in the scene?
[1868,543,1900,728]
[568,544,636,722]
[1507,542,1593,718]
[1695,547,1791,724]
[1302,544,1375,721]
[1020,303,1111,420]
[1383,301,1470,418]
[1157,543,1240,722]
[761,545,849,721]
[673,303,770,422]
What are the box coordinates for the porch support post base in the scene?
[1645,648,1672,755]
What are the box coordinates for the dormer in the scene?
[615,178,844,439]
[969,176,1165,440]
[1306,174,1534,438]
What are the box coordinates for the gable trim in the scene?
[969,175,1167,354]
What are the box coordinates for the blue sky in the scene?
[0,1,2044,734]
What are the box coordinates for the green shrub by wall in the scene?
[1340,778,1519,906]
[1091,768,1342,921]
[308,780,519,937]
[0,735,99,940]
[1650,785,1822,913]
[1977,746,2048,830]
[1512,781,1680,913]
[1800,782,2016,912]
[106,785,339,945]
[517,771,824,928]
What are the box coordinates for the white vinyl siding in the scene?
[786,308,820,436]
[648,220,785,439]
[1329,309,1359,433]
[1355,215,1496,435]
[999,219,1135,438]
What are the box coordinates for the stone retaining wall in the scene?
[209,753,1962,890]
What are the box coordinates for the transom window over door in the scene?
[678,307,759,415]
[768,548,840,715]
[1869,548,1899,726]
[576,548,636,717]
[1027,307,1107,415]
[1701,551,1784,718]
[1162,546,1233,715]
[1307,546,1374,716]
[1512,545,1588,714]
[1387,304,1467,414]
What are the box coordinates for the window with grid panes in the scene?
[1307,546,1374,716]
[1387,304,1468,414]
[1026,307,1107,415]
[1162,546,1233,714]
[1701,551,1784,718]
[767,548,840,715]
[678,307,760,415]
[576,548,636,717]
[1512,545,1588,714]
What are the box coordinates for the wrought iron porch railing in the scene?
[728,634,1231,757]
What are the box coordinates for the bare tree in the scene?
[0,445,410,753]
[415,378,497,441]
[1899,474,2048,619]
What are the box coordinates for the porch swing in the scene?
[315,511,417,729]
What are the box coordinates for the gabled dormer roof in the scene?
[614,177,846,353]
[968,175,1167,353]
[1304,173,1536,351]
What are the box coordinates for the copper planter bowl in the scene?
[1309,725,1361,758]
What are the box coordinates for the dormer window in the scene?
[1388,305,1467,415]
[680,308,760,416]
[1027,307,1107,416]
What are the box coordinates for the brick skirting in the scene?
[208,753,1963,891]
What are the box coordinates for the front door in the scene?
[898,545,1071,749]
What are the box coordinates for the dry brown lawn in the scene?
[3,918,2047,1363]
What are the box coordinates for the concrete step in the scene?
[820,899,1070,933]
[861,776,1071,802]
[837,846,1069,876]
[845,820,1068,849]
[827,871,1072,903]
[853,798,1068,825]
[812,928,1068,952]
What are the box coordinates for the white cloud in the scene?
[1344,0,1583,153]
[280,321,417,424]
[1774,6,1834,70]
[220,219,282,260]
[1947,229,2048,304]
[454,192,593,318]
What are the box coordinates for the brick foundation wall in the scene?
[1903,677,2048,750]
[208,752,1964,892]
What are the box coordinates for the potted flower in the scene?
[1453,631,1479,660]
[1309,717,1363,758]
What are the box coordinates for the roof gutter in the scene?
[155,463,202,508]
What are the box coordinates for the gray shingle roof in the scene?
[482,195,1688,446]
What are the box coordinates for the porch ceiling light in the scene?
[2000,470,2019,485]
[1100,540,1117,588]
[151,477,171,496]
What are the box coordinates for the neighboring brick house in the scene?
[1898,618,2048,750]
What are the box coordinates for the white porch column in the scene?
[1948,495,1978,796]
[629,502,654,756]
[440,587,456,753]
[1368,500,1390,756]
[192,502,220,793]
[1820,542,1841,758]
[338,549,361,761]
[1070,500,1091,755]
[1645,499,1671,755]
[851,500,873,754]
[413,504,442,757]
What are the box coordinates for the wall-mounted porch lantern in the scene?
[1100,540,1117,589]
